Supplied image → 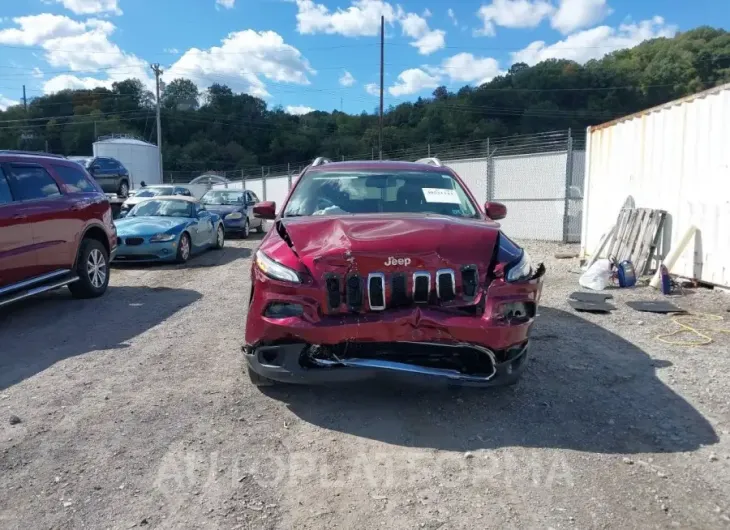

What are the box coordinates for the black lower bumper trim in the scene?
[245,341,530,387]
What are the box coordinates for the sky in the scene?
[0,0,728,114]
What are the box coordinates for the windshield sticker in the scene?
[422,188,461,204]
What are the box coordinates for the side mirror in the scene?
[91,165,100,172]
[253,201,276,220]
[485,201,507,220]
[118,211,128,218]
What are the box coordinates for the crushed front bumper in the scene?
[245,260,544,387]
[245,340,530,387]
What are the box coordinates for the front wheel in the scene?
[117,180,129,198]
[176,232,191,263]
[241,218,250,239]
[256,220,265,234]
[213,225,225,250]
[69,239,110,299]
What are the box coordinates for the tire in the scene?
[241,218,250,239]
[176,232,191,263]
[68,238,110,299]
[117,180,129,198]
[247,365,276,387]
[256,220,265,234]
[213,224,225,250]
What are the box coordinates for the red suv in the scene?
[0,151,117,307]
[244,157,545,388]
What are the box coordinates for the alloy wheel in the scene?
[180,236,190,260]
[87,248,107,288]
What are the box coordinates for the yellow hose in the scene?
[656,313,730,346]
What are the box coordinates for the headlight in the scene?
[150,233,176,242]
[506,250,533,282]
[225,212,243,220]
[255,250,300,284]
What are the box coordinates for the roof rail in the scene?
[0,150,66,159]
[415,157,442,167]
[311,157,332,167]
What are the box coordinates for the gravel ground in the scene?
[1,236,729,529]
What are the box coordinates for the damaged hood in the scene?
[266,214,501,276]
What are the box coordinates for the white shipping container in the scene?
[93,137,162,188]
[581,82,730,287]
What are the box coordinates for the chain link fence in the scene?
[163,129,585,242]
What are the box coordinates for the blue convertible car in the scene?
[114,196,225,263]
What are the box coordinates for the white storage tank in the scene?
[93,136,162,188]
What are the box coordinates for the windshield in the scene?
[128,199,193,218]
[135,187,174,198]
[283,170,478,218]
[201,190,244,205]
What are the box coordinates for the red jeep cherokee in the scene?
[0,151,117,307]
[244,158,545,387]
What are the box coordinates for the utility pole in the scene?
[22,85,27,112]
[378,15,384,160]
[150,63,164,180]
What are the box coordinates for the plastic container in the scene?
[617,260,637,287]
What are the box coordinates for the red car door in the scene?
[0,166,40,287]
[4,163,78,276]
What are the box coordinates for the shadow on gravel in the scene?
[0,285,201,391]
[112,245,251,271]
[268,306,718,454]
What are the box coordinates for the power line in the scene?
[0,112,153,130]
[0,109,150,124]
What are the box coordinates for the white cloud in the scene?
[48,0,122,16]
[440,53,502,85]
[339,70,356,87]
[0,14,152,95]
[166,30,315,99]
[165,48,180,54]
[285,105,315,115]
[216,0,235,9]
[476,0,554,36]
[295,0,446,55]
[43,73,112,93]
[512,16,677,65]
[0,14,89,46]
[32,67,44,79]
[295,0,401,36]
[400,13,446,54]
[552,0,611,34]
[422,8,432,17]
[447,8,458,26]
[364,82,379,96]
[0,94,19,111]
[388,68,440,97]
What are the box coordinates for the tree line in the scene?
[1,27,728,172]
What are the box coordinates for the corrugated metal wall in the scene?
[581,83,730,287]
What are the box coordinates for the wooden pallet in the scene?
[604,208,666,275]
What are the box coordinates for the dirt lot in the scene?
[1,236,729,529]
